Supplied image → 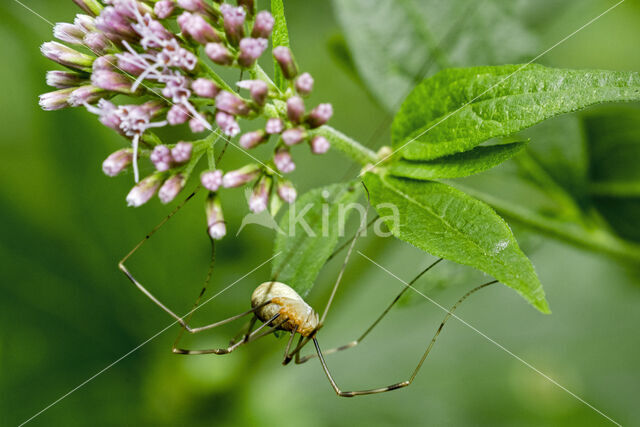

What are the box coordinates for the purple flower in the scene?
[154,0,175,19]
[274,149,295,173]
[216,90,249,116]
[178,12,219,45]
[189,116,207,133]
[237,79,268,106]
[41,41,94,70]
[295,72,314,96]
[249,176,272,213]
[171,141,193,163]
[177,0,215,16]
[310,135,330,154]
[215,111,240,137]
[46,70,87,89]
[126,174,163,207]
[251,11,274,39]
[95,7,136,40]
[192,78,219,98]
[277,179,297,203]
[102,148,133,177]
[53,22,85,45]
[74,13,96,32]
[222,164,260,188]
[205,194,226,240]
[273,46,298,79]
[161,73,191,102]
[72,0,104,17]
[84,32,113,55]
[265,117,284,134]
[205,42,233,65]
[237,37,268,67]
[151,144,172,171]
[117,52,146,75]
[201,169,223,192]
[286,96,305,124]
[39,88,74,111]
[93,54,117,71]
[167,104,189,125]
[239,130,266,149]
[307,103,333,128]
[220,4,245,45]
[158,174,185,204]
[91,69,135,94]
[68,85,108,107]
[282,127,305,146]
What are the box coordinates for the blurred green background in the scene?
[2,0,640,425]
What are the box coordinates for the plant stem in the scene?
[311,126,378,166]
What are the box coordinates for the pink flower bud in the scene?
[93,54,117,72]
[282,127,305,146]
[117,53,146,75]
[251,11,274,39]
[102,148,133,177]
[95,7,136,40]
[126,174,162,207]
[68,85,107,107]
[84,32,112,55]
[53,22,85,45]
[151,145,172,172]
[205,42,233,65]
[171,141,192,163]
[286,96,305,123]
[310,135,330,154]
[237,37,268,67]
[237,79,268,106]
[201,169,223,192]
[46,71,87,89]
[216,91,249,116]
[167,104,189,125]
[239,130,266,149]
[274,149,295,173]
[222,164,260,188]
[265,117,284,134]
[205,194,226,240]
[220,4,245,45]
[74,14,96,32]
[177,0,214,16]
[273,46,298,79]
[72,0,103,17]
[307,103,333,128]
[178,12,219,44]
[249,175,272,213]
[189,116,207,133]
[158,174,185,204]
[41,41,94,70]
[192,78,219,98]
[91,69,134,94]
[277,179,297,203]
[215,111,240,137]
[295,72,314,96]
[154,0,175,19]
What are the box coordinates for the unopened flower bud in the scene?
[171,141,193,163]
[190,116,207,133]
[39,88,74,111]
[158,174,185,204]
[154,0,175,19]
[205,42,233,65]
[239,130,266,149]
[95,7,136,40]
[177,0,215,16]
[102,148,133,177]
[167,104,189,125]
[307,103,333,128]
[282,127,306,146]
[84,32,113,55]
[116,53,145,75]
[286,96,305,123]
[220,4,245,45]
[265,117,284,134]
[205,194,226,240]
[74,13,96,32]
[91,69,134,94]
[201,169,223,192]
[249,175,272,213]
[274,149,295,173]
[222,164,260,188]
[93,54,117,71]
[46,70,87,88]
[72,0,103,16]
[216,91,249,116]
[277,179,297,203]
[178,12,219,44]
[295,72,314,96]
[151,145,172,171]
[251,11,274,39]
[192,78,219,98]
[237,37,268,67]
[41,41,94,71]
[237,79,268,106]
[273,46,298,79]
[53,22,85,45]
[310,135,330,154]
[126,174,163,207]
[68,85,107,106]
[215,111,240,137]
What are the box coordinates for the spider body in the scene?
[251,281,319,337]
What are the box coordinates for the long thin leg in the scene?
[313,280,498,397]
[296,258,443,364]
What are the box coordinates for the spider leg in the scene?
[296,258,443,364]
[313,280,498,397]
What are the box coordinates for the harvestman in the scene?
[118,186,498,397]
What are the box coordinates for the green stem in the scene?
[311,126,378,166]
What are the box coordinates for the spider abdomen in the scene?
[251,281,319,336]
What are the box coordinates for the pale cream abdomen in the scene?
[251,281,319,336]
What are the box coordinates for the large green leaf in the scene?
[389,141,527,180]
[270,0,290,91]
[392,64,640,161]
[332,0,540,111]
[363,172,549,313]
[272,182,363,297]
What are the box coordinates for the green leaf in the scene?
[389,141,528,180]
[270,0,290,91]
[363,172,549,313]
[332,0,540,111]
[272,182,363,297]
[392,64,640,161]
